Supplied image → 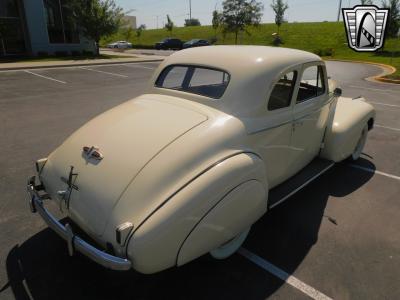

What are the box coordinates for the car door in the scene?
[251,68,299,189]
[289,63,330,174]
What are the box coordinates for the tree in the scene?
[136,24,146,41]
[69,0,123,56]
[123,27,134,41]
[271,0,288,35]
[221,0,264,44]
[361,0,373,4]
[382,0,400,37]
[165,15,174,36]
[212,10,222,37]
[184,18,201,26]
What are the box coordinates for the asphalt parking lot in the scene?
[0,59,399,300]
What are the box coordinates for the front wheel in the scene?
[209,227,251,259]
[351,125,368,161]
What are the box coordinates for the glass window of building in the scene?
[0,0,26,56]
[43,0,80,44]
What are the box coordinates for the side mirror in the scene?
[333,87,342,97]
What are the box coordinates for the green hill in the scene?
[103,22,400,79]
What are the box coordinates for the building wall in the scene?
[22,0,95,55]
[122,16,137,29]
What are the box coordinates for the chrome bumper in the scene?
[27,176,132,271]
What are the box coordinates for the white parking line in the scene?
[123,64,155,70]
[78,67,128,78]
[239,248,333,300]
[24,70,66,84]
[369,102,400,108]
[349,164,400,181]
[375,124,400,132]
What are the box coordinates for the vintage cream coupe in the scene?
[27,46,375,274]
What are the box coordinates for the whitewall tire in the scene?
[209,228,251,260]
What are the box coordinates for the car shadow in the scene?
[3,159,375,300]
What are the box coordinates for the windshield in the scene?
[155,65,230,99]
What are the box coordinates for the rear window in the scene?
[155,65,230,99]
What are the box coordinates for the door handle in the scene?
[292,121,304,131]
[294,121,304,127]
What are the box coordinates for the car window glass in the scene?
[297,65,325,103]
[268,71,297,111]
[161,66,188,89]
[156,65,230,99]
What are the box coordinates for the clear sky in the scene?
[116,0,370,29]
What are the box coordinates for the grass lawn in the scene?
[102,22,400,79]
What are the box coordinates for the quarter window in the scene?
[155,65,230,99]
[268,71,297,110]
[296,65,325,103]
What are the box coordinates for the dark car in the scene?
[155,38,183,50]
[183,39,210,49]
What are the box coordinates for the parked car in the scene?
[183,39,210,49]
[27,46,375,274]
[107,41,132,49]
[155,38,183,50]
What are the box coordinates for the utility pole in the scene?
[189,0,192,20]
[156,15,159,29]
[337,0,343,22]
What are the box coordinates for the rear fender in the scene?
[126,152,267,274]
[320,97,375,162]
[177,179,267,266]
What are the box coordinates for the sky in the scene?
[115,0,370,29]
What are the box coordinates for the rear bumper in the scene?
[27,176,132,271]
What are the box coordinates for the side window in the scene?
[268,71,297,111]
[296,65,325,103]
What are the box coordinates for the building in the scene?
[122,15,137,29]
[0,0,95,57]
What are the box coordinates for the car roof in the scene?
[166,45,320,74]
[148,46,323,117]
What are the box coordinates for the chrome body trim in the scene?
[269,162,335,209]
[27,176,132,271]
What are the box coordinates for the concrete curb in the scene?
[0,58,164,71]
[325,58,398,84]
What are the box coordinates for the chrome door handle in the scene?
[294,121,304,127]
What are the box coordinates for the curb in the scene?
[0,58,164,71]
[374,77,400,84]
[324,58,398,84]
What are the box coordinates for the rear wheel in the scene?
[209,228,250,259]
[351,125,368,161]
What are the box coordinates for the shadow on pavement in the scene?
[3,159,375,300]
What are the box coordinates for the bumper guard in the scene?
[27,176,132,271]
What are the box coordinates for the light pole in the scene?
[189,0,192,21]
[337,0,343,22]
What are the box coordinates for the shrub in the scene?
[82,50,95,56]
[55,51,69,56]
[37,51,48,56]
[71,50,82,56]
[313,48,335,57]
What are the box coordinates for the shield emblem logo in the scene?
[342,5,389,52]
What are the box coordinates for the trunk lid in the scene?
[41,96,207,236]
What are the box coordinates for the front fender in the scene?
[126,152,268,274]
[320,97,375,162]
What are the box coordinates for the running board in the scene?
[268,158,335,209]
